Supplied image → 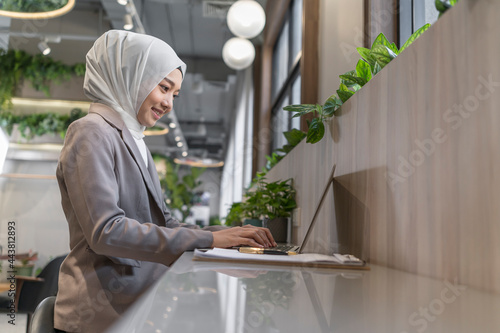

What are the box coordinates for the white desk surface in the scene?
[108,251,500,333]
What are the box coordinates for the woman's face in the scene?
[137,68,183,127]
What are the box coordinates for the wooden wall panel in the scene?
[264,0,500,293]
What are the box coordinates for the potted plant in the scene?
[224,202,245,226]
[259,178,297,242]
[15,251,38,277]
[156,155,206,223]
[241,181,267,227]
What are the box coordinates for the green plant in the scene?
[224,177,297,225]
[283,24,431,144]
[275,128,307,155]
[435,0,458,17]
[0,0,68,13]
[241,182,266,220]
[258,178,297,219]
[224,202,245,226]
[156,155,206,223]
[255,128,307,179]
[0,49,85,109]
[0,108,85,139]
[209,216,222,226]
[17,251,38,266]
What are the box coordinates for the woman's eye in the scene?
[174,95,179,99]
[160,85,169,92]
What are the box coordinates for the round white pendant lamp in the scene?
[227,0,266,39]
[123,14,134,30]
[222,37,255,70]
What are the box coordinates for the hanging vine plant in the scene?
[283,24,431,144]
[0,49,86,109]
[0,108,85,139]
[0,0,75,20]
[0,0,69,13]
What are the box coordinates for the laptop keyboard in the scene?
[268,244,300,252]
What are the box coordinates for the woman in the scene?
[54,30,275,332]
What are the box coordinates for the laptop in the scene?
[263,164,336,254]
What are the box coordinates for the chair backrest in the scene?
[29,296,56,333]
[18,254,67,313]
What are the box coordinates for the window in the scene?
[399,0,439,47]
[270,0,303,152]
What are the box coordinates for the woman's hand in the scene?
[212,225,277,248]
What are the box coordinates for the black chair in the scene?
[29,296,57,333]
[16,254,66,314]
[0,253,66,327]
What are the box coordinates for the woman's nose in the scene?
[161,95,172,108]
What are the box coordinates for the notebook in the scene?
[263,164,336,254]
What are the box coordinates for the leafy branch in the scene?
[155,155,206,223]
[435,0,459,17]
[0,49,85,109]
[283,24,431,144]
[0,0,68,13]
[0,108,85,139]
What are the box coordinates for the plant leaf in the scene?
[283,128,306,146]
[355,59,372,82]
[370,45,398,68]
[283,104,316,112]
[339,74,368,87]
[356,47,376,67]
[306,118,325,144]
[323,94,341,117]
[316,104,324,117]
[278,144,294,154]
[371,33,399,55]
[339,70,356,88]
[283,104,317,118]
[399,23,431,53]
[373,62,382,75]
[336,83,355,103]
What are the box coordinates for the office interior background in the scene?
[1,0,499,316]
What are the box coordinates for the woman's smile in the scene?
[151,107,165,120]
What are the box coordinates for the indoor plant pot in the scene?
[243,218,263,227]
[14,263,34,277]
[263,217,289,243]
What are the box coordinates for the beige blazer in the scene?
[54,103,216,332]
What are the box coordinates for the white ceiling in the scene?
[3,0,267,161]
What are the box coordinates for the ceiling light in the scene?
[143,122,169,136]
[117,0,128,5]
[227,0,266,39]
[0,0,75,19]
[123,14,134,30]
[175,136,181,141]
[38,40,51,55]
[169,123,176,129]
[182,151,188,157]
[174,157,224,168]
[222,37,255,70]
[177,142,183,147]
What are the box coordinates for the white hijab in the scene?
[84,30,186,164]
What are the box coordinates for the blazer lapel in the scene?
[147,152,164,207]
[89,103,164,213]
[121,129,164,212]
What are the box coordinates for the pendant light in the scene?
[226,0,266,39]
[222,37,255,70]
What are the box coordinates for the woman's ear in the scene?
[176,66,183,78]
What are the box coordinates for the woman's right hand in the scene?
[211,225,277,248]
